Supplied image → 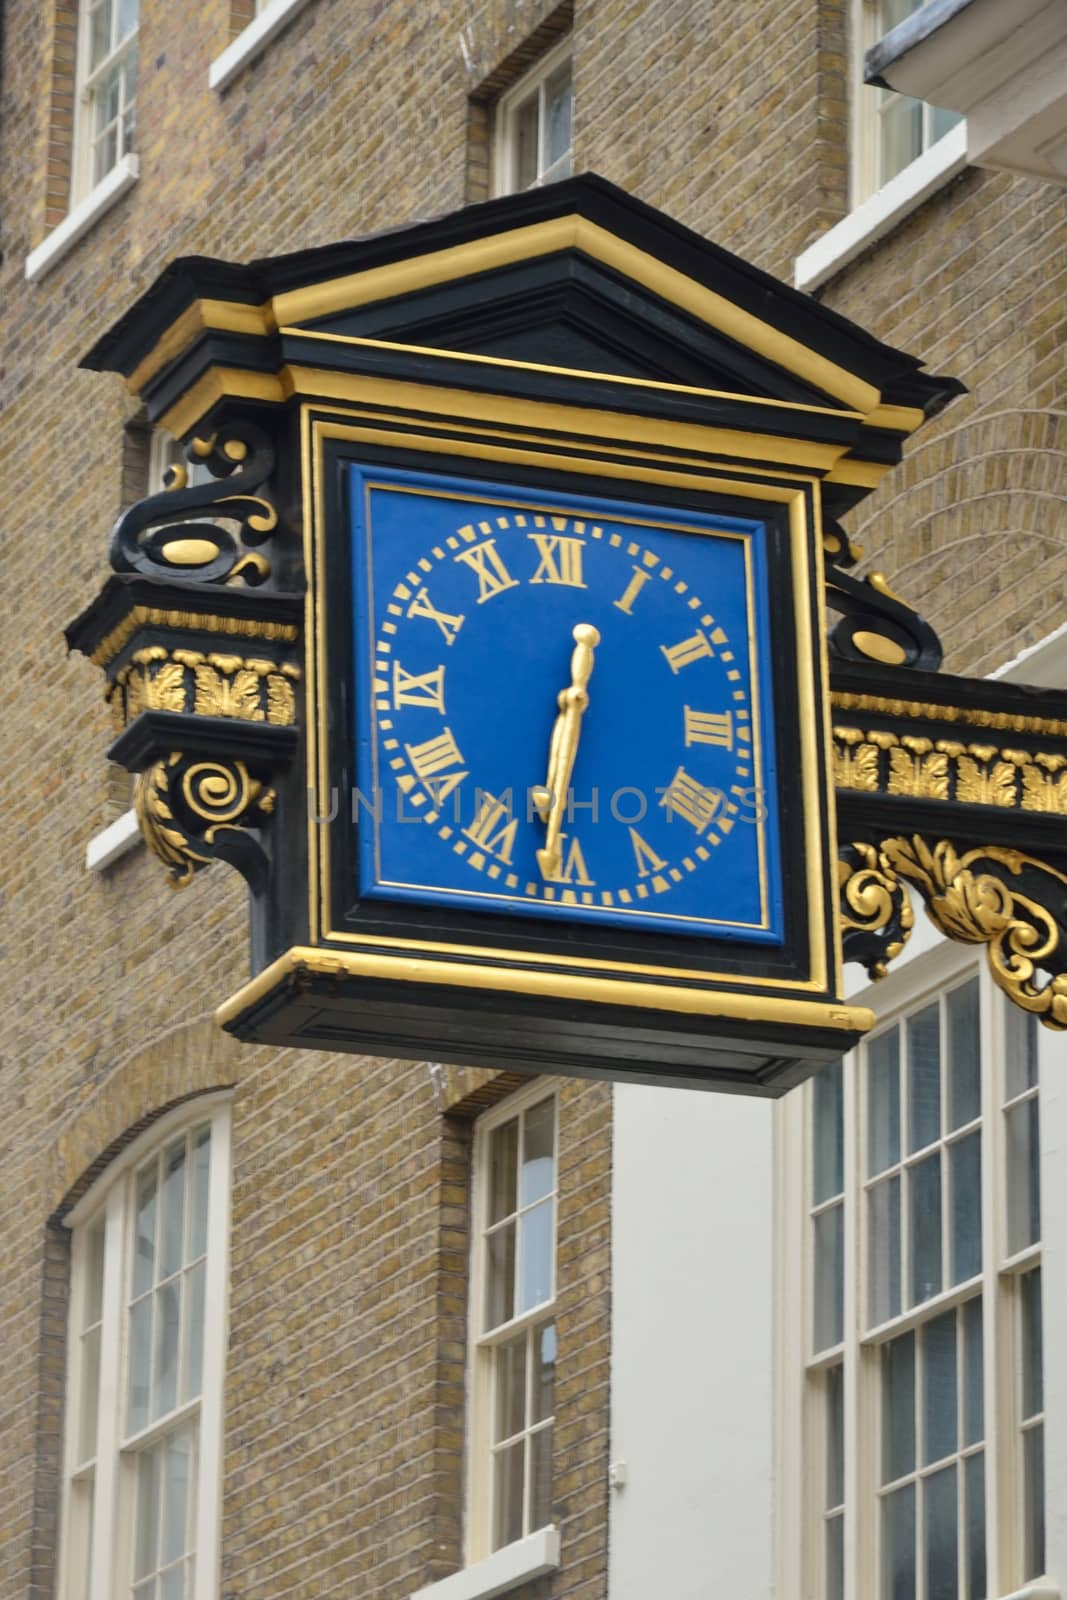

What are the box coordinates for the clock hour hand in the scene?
[533,623,600,880]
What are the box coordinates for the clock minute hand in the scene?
[533,624,600,881]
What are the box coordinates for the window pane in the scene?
[521,1099,554,1206]
[880,0,920,28]
[1005,1006,1039,1099]
[485,1222,516,1331]
[117,0,139,41]
[882,1331,915,1484]
[78,1325,102,1464]
[161,1426,192,1567]
[134,1444,161,1580]
[923,1463,957,1600]
[189,1127,211,1260]
[907,1003,940,1152]
[868,1029,900,1175]
[518,1198,553,1314]
[962,1295,984,1446]
[181,1259,205,1405]
[827,1514,844,1600]
[881,94,923,182]
[492,1439,524,1550]
[947,978,980,1129]
[128,1294,152,1434]
[910,1154,942,1306]
[813,1060,844,1204]
[543,61,572,168]
[965,1451,986,1600]
[85,1218,106,1329]
[153,1279,181,1420]
[160,1139,186,1280]
[532,1321,555,1426]
[89,1,111,69]
[950,1130,982,1284]
[923,1310,957,1466]
[134,1164,158,1297]
[530,1424,553,1530]
[514,93,540,191]
[1021,1268,1043,1419]
[814,1203,844,1351]
[826,1363,844,1510]
[930,104,962,143]
[160,1565,186,1600]
[882,1481,916,1600]
[1023,1423,1045,1580]
[1006,1098,1041,1253]
[494,1334,526,1443]
[869,1174,901,1325]
[488,1120,518,1225]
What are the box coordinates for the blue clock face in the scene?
[348,466,783,943]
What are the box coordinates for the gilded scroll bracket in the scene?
[823,517,943,671]
[840,836,1067,1030]
[135,753,276,891]
[110,420,282,587]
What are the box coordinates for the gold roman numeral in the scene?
[684,706,733,749]
[629,827,668,878]
[405,727,468,801]
[463,789,519,864]
[454,539,519,603]
[392,660,446,713]
[613,565,651,615]
[528,533,587,588]
[542,834,595,886]
[660,765,722,834]
[406,587,465,646]
[661,631,714,673]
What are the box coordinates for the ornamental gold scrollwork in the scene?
[109,421,279,586]
[843,835,1067,1030]
[838,842,915,979]
[822,517,943,671]
[135,753,274,890]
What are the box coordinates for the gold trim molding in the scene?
[91,606,299,670]
[831,690,1067,740]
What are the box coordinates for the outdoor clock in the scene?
[347,465,783,946]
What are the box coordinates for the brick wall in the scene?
[0,2,1063,1598]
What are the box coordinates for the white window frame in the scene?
[492,37,573,197]
[57,1095,232,1600]
[209,0,316,93]
[467,1081,559,1566]
[74,0,140,205]
[777,935,1054,1600]
[794,0,966,291]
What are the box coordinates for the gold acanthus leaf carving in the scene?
[267,673,296,726]
[877,836,1067,1029]
[134,756,213,889]
[833,728,880,791]
[1021,757,1067,814]
[886,736,950,801]
[144,661,188,713]
[193,664,266,721]
[955,754,1017,808]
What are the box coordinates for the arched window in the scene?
[59,1096,231,1600]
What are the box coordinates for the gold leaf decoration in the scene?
[144,661,188,713]
[266,674,296,725]
[833,728,880,791]
[877,836,1067,1029]
[887,742,950,800]
[193,664,265,721]
[955,756,1017,808]
[1021,760,1067,814]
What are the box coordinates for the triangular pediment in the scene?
[84,174,961,423]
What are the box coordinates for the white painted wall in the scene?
[609,1083,775,1600]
